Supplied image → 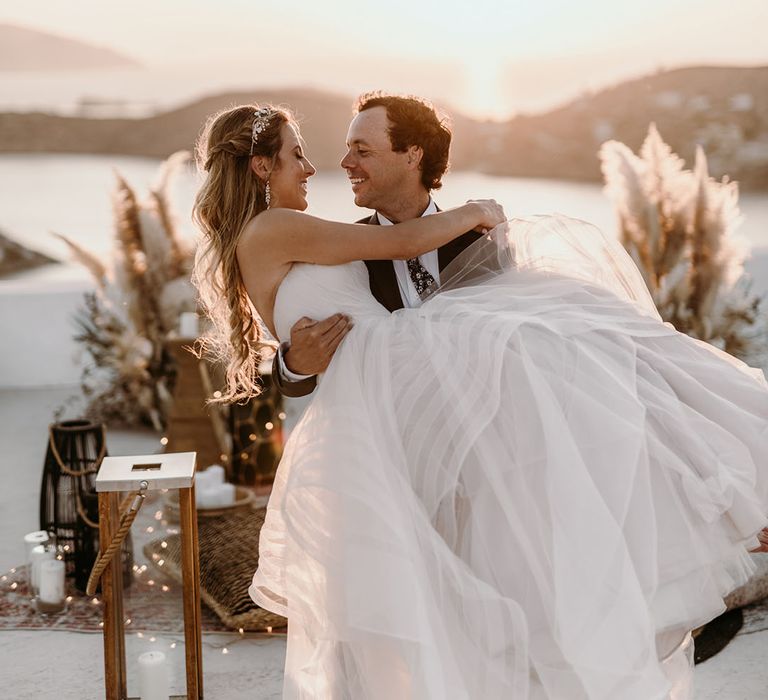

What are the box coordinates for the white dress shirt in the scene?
[278,199,441,381]
[377,198,440,309]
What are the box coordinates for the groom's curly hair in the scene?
[355,92,451,191]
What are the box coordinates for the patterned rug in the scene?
[0,489,286,636]
[0,564,235,633]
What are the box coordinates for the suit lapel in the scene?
[438,230,484,271]
[361,213,404,312]
[360,206,483,311]
[433,204,482,272]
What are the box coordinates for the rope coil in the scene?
[85,481,149,597]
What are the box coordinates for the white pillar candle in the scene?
[203,465,225,485]
[195,486,218,509]
[38,559,65,604]
[24,531,51,589]
[137,651,169,700]
[179,312,199,338]
[139,651,169,700]
[194,470,212,490]
[29,544,55,592]
[216,483,236,507]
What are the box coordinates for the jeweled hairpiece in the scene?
[249,107,273,155]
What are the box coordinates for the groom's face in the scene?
[341,106,417,215]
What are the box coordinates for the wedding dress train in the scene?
[249,216,768,699]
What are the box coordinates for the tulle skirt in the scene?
[250,217,768,699]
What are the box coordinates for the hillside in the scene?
[472,65,768,190]
[0,88,355,166]
[0,24,140,71]
[0,66,767,189]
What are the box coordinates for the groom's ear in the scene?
[249,155,271,181]
[406,145,423,170]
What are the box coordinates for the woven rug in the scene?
[0,489,286,636]
[0,565,235,633]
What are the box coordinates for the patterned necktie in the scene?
[407,257,437,297]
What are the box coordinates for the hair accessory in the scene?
[249,107,273,155]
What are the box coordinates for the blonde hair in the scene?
[192,103,294,402]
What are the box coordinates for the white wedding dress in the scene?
[249,216,768,699]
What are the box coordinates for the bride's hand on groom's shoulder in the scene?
[284,313,354,375]
[466,199,506,234]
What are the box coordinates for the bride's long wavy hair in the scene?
[192,103,294,403]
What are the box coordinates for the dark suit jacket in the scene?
[272,209,483,397]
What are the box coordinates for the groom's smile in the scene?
[340,106,419,218]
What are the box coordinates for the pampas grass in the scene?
[60,151,197,429]
[600,125,768,371]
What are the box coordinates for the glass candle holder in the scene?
[28,541,57,598]
[36,559,66,614]
[24,531,53,593]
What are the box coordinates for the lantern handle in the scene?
[85,481,149,596]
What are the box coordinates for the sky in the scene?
[2,0,767,118]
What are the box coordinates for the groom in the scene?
[272,92,483,396]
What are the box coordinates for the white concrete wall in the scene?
[0,278,92,387]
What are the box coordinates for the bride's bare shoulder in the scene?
[238,210,312,273]
[241,209,308,243]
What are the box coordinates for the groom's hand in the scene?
[749,526,768,553]
[283,314,353,375]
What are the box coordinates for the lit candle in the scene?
[137,651,169,700]
[178,312,199,338]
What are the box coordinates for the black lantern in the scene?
[40,419,132,591]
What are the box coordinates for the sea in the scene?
[1,153,767,287]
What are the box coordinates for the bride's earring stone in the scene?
[265,182,271,208]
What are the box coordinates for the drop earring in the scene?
[265,181,271,208]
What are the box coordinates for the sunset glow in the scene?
[1,0,766,118]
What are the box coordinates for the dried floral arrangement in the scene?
[600,125,768,371]
[57,152,197,429]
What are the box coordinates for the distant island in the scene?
[0,23,141,71]
[0,65,766,190]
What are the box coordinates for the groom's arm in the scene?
[272,344,317,398]
[271,314,353,398]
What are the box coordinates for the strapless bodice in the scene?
[273,261,389,342]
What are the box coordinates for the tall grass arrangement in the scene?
[57,152,197,429]
[600,125,767,371]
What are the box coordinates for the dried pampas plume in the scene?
[61,151,198,429]
[600,125,767,371]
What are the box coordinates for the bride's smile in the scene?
[254,122,316,211]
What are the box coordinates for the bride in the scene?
[192,103,768,699]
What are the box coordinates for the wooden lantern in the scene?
[94,451,203,699]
